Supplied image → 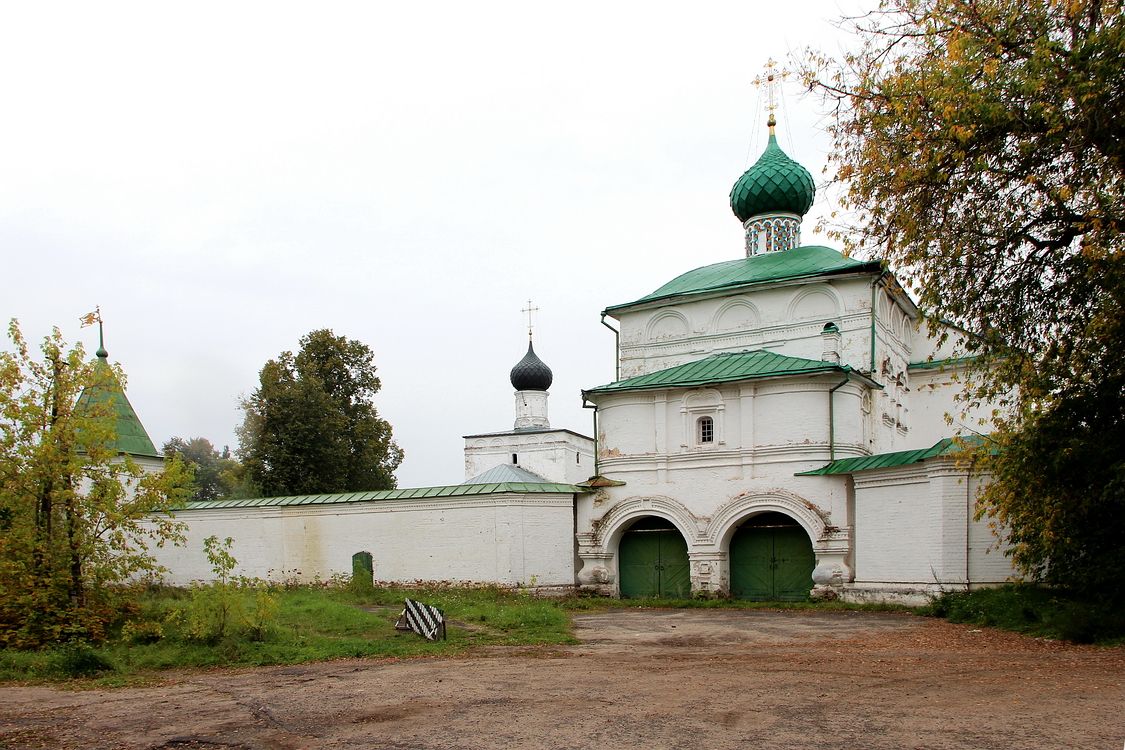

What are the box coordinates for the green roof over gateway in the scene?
[75,354,161,459]
[605,245,883,314]
[585,349,878,396]
[178,480,589,511]
[795,437,982,476]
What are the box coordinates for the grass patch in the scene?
[919,584,1125,644]
[0,584,923,684]
[0,584,576,684]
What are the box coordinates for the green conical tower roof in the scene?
[729,126,816,222]
[75,326,161,459]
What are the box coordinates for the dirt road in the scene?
[1,609,1121,749]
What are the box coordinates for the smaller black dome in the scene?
[510,341,553,391]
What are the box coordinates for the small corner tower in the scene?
[728,62,816,256]
[75,312,163,473]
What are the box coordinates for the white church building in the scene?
[131,113,1014,604]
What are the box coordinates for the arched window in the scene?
[698,416,714,444]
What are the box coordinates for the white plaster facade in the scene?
[463,427,594,486]
[577,258,1014,601]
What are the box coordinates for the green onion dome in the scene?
[729,131,816,222]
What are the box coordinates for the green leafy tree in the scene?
[163,436,255,501]
[0,321,192,647]
[237,329,403,496]
[806,0,1123,596]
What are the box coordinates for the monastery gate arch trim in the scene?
[704,489,831,551]
[589,495,702,554]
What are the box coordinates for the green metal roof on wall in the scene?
[177,480,589,511]
[795,437,985,476]
[605,245,883,314]
[584,349,876,396]
[75,354,161,458]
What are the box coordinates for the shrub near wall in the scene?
[922,584,1125,644]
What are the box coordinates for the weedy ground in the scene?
[0,582,1118,685]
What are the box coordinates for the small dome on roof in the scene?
[510,340,553,391]
[730,131,816,222]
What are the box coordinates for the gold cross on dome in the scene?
[521,299,540,339]
[753,57,790,128]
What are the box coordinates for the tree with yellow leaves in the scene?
[807,0,1123,597]
[0,321,192,647]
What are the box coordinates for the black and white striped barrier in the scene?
[394,598,446,641]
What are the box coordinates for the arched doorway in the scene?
[618,516,690,598]
[729,511,814,601]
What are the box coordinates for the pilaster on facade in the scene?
[688,551,727,595]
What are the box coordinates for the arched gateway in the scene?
[729,512,815,600]
[618,517,691,598]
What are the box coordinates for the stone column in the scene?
[576,532,614,595]
[811,525,854,600]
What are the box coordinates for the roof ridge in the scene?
[178,479,591,510]
[585,347,872,396]
[605,245,883,314]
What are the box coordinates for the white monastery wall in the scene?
[851,466,943,584]
[847,461,1015,604]
[967,475,1015,584]
[151,494,577,587]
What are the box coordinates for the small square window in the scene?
[698,416,714,444]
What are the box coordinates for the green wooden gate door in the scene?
[730,513,814,601]
[619,527,690,598]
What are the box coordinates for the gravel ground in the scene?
[0,609,1121,749]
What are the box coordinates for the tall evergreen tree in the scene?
[238,329,403,496]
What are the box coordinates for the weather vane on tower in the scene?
[521,299,540,341]
[80,305,107,357]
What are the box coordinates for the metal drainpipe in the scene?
[869,276,879,374]
[582,396,598,476]
[829,374,851,461]
[600,314,620,382]
[965,455,976,590]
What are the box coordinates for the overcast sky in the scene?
[2,1,871,488]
